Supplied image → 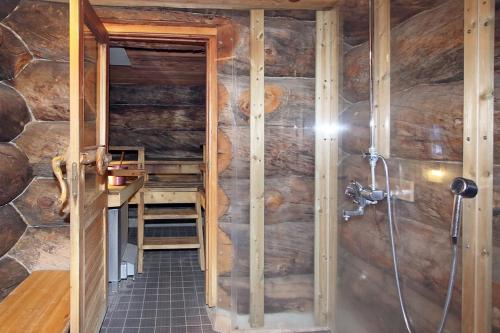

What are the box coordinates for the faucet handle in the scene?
[345,181,362,202]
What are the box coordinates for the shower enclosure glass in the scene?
[335,1,465,332]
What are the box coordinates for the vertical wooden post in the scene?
[249,8,265,328]
[373,0,391,157]
[206,35,218,308]
[462,0,494,332]
[69,0,83,331]
[314,8,339,328]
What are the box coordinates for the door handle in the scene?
[81,146,112,176]
[51,155,68,207]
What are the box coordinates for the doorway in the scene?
[69,2,218,331]
[102,27,218,332]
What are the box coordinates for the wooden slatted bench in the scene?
[0,271,70,333]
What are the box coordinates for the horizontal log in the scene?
[0,25,32,81]
[10,60,70,121]
[0,204,26,258]
[0,143,32,205]
[109,128,205,159]
[0,0,20,21]
[109,105,205,131]
[343,0,463,102]
[219,125,314,178]
[219,15,315,78]
[341,82,464,161]
[13,178,69,226]
[217,226,232,276]
[95,7,238,62]
[110,65,206,86]
[337,249,460,333]
[218,75,315,128]
[218,274,313,314]
[110,84,205,106]
[217,129,232,174]
[219,221,314,277]
[340,155,462,230]
[339,212,462,314]
[338,0,441,46]
[4,0,69,61]
[53,0,338,9]
[0,84,30,142]
[14,122,69,177]
[8,226,70,271]
[218,175,314,225]
[0,257,29,302]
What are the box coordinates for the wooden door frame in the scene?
[103,23,219,307]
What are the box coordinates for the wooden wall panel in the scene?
[14,122,69,177]
[0,25,32,81]
[341,82,464,161]
[3,0,69,61]
[0,0,20,21]
[0,205,26,258]
[0,257,28,302]
[0,143,32,205]
[13,178,70,226]
[343,0,463,103]
[218,75,315,128]
[338,0,440,46]
[0,84,30,142]
[8,226,70,271]
[10,60,70,121]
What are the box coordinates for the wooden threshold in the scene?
[143,236,200,250]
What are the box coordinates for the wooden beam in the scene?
[314,9,339,328]
[249,9,265,329]
[373,0,391,157]
[45,0,338,10]
[462,0,494,332]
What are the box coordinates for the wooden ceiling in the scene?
[45,0,338,10]
[109,41,206,86]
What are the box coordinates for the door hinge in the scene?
[71,162,78,199]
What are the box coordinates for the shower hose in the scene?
[378,155,457,333]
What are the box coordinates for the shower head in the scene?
[450,177,478,198]
[449,177,478,245]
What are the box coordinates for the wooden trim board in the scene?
[373,0,391,158]
[249,9,265,329]
[462,0,494,332]
[314,9,339,328]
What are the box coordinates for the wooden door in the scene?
[69,0,110,332]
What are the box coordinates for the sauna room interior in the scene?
[0,0,499,333]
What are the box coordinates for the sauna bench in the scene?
[0,270,70,333]
[107,176,144,208]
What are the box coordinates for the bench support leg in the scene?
[138,190,145,274]
[196,193,206,271]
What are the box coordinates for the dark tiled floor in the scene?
[101,227,214,333]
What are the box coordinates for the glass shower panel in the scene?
[260,12,316,330]
[336,2,464,332]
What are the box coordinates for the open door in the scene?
[69,0,110,332]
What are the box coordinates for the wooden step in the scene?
[143,207,198,220]
[142,236,200,250]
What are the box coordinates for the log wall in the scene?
[108,70,207,160]
[1,1,498,332]
[338,1,500,332]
